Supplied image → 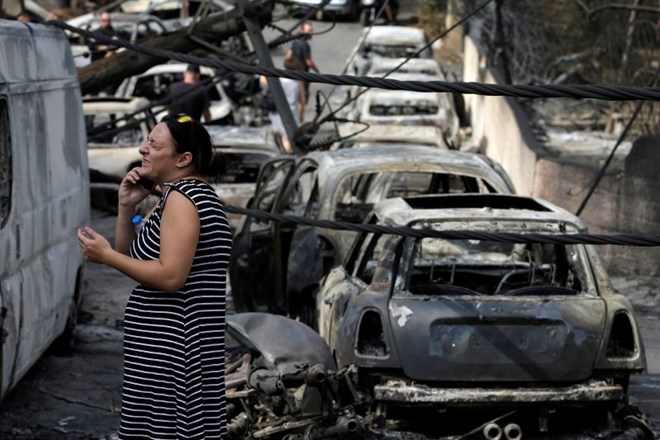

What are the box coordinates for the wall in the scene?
[463,36,660,276]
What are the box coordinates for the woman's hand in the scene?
[78,227,113,264]
[118,167,151,208]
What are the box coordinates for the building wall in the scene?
[463,36,660,276]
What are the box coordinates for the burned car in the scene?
[345,25,433,77]
[66,13,168,68]
[206,125,282,233]
[331,122,450,149]
[83,96,157,180]
[349,73,459,144]
[315,194,647,438]
[114,63,236,125]
[230,146,515,324]
[365,57,443,78]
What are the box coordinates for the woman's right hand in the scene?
[118,167,151,208]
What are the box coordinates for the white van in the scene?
[0,20,89,399]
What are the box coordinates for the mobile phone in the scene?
[137,177,155,192]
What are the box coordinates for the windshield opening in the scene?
[407,238,589,296]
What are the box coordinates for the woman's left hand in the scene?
[77,227,112,264]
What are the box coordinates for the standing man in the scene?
[167,64,212,123]
[286,21,319,115]
[90,12,117,62]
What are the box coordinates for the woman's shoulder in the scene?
[167,179,220,202]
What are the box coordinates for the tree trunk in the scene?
[78,0,272,95]
[619,0,639,83]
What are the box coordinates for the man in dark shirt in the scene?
[167,64,212,123]
[286,21,319,102]
[89,12,117,62]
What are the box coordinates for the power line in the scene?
[224,205,660,246]
[50,20,660,101]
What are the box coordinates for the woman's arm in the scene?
[116,168,150,255]
[81,190,200,292]
[116,204,137,255]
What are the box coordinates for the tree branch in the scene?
[570,0,660,19]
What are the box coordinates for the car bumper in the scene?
[288,0,354,16]
[374,380,625,405]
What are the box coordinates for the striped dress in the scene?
[120,179,232,439]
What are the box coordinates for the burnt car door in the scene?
[270,159,320,317]
[287,170,376,326]
[316,215,388,347]
[230,157,296,314]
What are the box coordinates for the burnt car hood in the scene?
[387,295,606,382]
[227,313,337,371]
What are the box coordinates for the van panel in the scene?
[0,19,89,398]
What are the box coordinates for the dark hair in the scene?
[186,64,201,74]
[160,114,223,179]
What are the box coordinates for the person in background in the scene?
[90,11,117,62]
[260,58,306,154]
[77,114,231,439]
[167,64,212,123]
[286,21,319,103]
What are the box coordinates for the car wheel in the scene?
[50,272,82,355]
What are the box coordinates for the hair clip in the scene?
[177,115,193,123]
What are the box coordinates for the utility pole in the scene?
[238,0,298,150]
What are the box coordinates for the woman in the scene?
[78,114,231,439]
[261,57,306,153]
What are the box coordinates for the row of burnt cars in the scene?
[220,25,651,440]
[223,130,649,440]
[78,20,652,440]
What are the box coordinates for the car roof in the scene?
[359,73,444,101]
[66,11,164,27]
[303,145,513,194]
[367,58,441,75]
[206,125,279,154]
[336,123,447,148]
[136,62,217,77]
[372,194,587,232]
[361,88,442,103]
[82,96,152,114]
[362,26,426,45]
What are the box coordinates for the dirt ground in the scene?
[0,209,659,439]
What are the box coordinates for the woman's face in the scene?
[137,123,181,182]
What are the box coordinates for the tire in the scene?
[50,274,82,355]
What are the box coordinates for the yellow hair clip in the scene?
[177,115,193,123]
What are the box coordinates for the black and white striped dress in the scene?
[120,179,232,439]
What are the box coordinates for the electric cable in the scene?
[224,204,660,246]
